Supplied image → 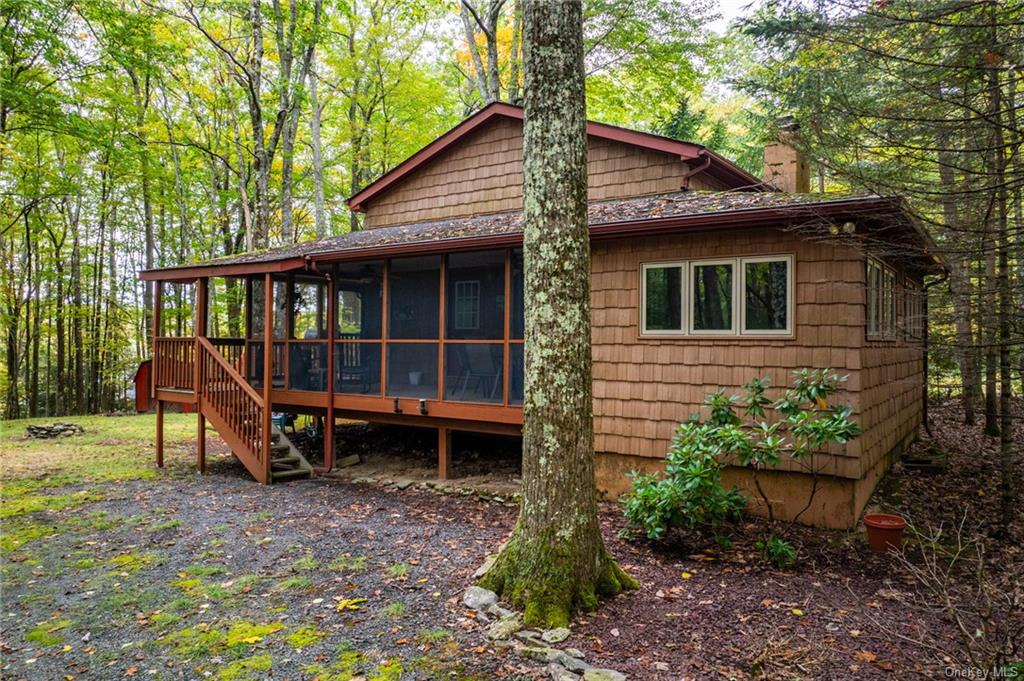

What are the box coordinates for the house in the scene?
[139,102,941,528]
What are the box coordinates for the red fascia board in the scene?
[346,102,723,212]
[138,256,307,282]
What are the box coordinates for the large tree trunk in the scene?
[309,53,328,238]
[478,0,635,629]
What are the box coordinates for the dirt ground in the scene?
[2,401,1021,680]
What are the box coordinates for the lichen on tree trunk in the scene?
[476,0,636,629]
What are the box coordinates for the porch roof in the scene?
[140,190,942,281]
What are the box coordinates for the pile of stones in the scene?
[463,586,627,681]
[25,422,84,439]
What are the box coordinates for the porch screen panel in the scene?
[444,344,503,403]
[388,256,440,339]
[508,343,524,405]
[292,280,328,339]
[336,261,383,339]
[387,343,438,398]
[446,250,504,339]
[511,248,524,339]
[335,343,382,394]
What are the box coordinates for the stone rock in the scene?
[516,645,558,663]
[542,627,571,643]
[564,648,586,660]
[485,614,522,640]
[336,454,361,468]
[394,478,414,490]
[473,553,497,580]
[552,651,591,674]
[548,663,581,681]
[463,586,498,611]
[26,422,83,439]
[582,670,626,681]
[653,662,670,672]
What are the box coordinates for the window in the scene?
[905,280,924,341]
[453,281,481,330]
[640,255,793,337]
[742,256,792,334]
[691,261,734,333]
[641,264,684,333]
[867,257,897,339]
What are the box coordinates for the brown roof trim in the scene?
[139,256,307,282]
[346,102,766,211]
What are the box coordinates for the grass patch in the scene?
[290,553,318,572]
[380,601,407,620]
[328,554,367,572]
[416,628,451,644]
[285,625,326,649]
[148,518,182,532]
[385,562,410,579]
[277,576,314,591]
[247,511,273,524]
[0,489,105,519]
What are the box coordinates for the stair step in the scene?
[271,442,290,455]
[271,467,312,482]
[271,454,301,466]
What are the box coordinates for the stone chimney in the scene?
[763,116,810,193]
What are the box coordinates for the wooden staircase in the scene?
[197,337,311,484]
[269,428,313,482]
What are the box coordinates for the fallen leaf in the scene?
[681,572,692,580]
[854,650,877,663]
[791,608,804,616]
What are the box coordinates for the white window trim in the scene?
[639,254,795,338]
[739,255,794,336]
[640,261,688,336]
[688,259,738,335]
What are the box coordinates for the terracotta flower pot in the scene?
[864,513,907,554]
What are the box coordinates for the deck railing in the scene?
[198,336,268,483]
[154,337,196,390]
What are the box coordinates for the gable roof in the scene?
[142,191,942,281]
[346,102,768,212]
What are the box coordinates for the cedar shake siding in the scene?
[363,117,729,229]
[590,230,926,525]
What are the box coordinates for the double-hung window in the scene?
[867,257,897,339]
[640,255,793,337]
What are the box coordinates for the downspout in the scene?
[680,150,712,190]
[922,268,949,437]
[307,256,335,475]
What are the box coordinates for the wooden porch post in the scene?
[195,277,208,475]
[321,272,336,473]
[438,427,451,480]
[154,280,163,468]
[261,273,273,484]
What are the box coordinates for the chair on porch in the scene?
[337,340,372,394]
[454,345,501,401]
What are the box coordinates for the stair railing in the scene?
[197,336,269,483]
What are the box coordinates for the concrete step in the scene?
[271,454,301,466]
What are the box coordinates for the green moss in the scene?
[161,621,283,659]
[23,619,71,647]
[0,520,57,553]
[224,622,283,648]
[0,489,105,519]
[301,650,366,681]
[285,625,326,649]
[109,552,164,572]
[217,654,273,681]
[369,659,404,681]
[148,518,182,532]
[215,653,273,681]
[290,553,318,572]
[478,531,638,629]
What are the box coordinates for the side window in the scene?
[641,263,685,334]
[867,257,897,339]
[741,256,792,334]
[640,255,793,337]
[690,261,734,333]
